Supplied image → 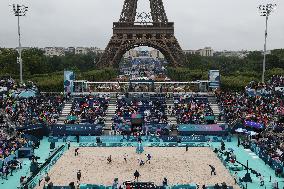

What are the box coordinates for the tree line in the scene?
[0,48,103,76]
[0,48,283,91]
[167,50,284,91]
[0,48,117,91]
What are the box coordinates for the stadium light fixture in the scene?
[11,4,29,84]
[258,3,277,83]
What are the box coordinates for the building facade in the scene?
[214,50,250,59]
[44,47,65,57]
[75,47,88,55]
[150,49,165,59]
[65,47,75,54]
[124,49,139,59]
[184,47,214,57]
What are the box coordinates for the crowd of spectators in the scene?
[217,92,280,126]
[0,77,65,127]
[254,132,284,165]
[66,95,109,125]
[173,95,214,124]
[2,94,64,127]
[0,78,16,94]
[217,75,284,172]
[270,75,284,87]
[119,58,167,81]
[0,134,28,159]
[0,78,16,115]
[0,132,31,181]
[0,74,283,185]
[0,77,38,97]
[0,117,14,142]
[112,94,168,135]
[217,75,283,128]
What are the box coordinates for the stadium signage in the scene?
[161,136,206,142]
[51,124,102,135]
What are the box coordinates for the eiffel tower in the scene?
[97,0,184,67]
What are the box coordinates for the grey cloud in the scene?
[0,0,283,51]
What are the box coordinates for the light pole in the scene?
[12,4,28,84]
[258,4,276,83]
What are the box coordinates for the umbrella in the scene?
[228,148,234,152]
[235,128,247,133]
[18,90,36,98]
[0,87,7,93]
[67,115,78,121]
[246,131,258,136]
[11,91,20,98]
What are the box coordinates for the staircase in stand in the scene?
[0,109,17,138]
[207,96,224,124]
[57,102,73,125]
[104,97,116,134]
[166,97,178,136]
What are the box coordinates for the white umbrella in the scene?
[235,128,247,133]
[246,131,258,136]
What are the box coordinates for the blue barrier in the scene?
[49,135,230,143]
[250,142,284,175]
[17,147,33,158]
[79,142,211,148]
[0,153,16,165]
[178,124,228,136]
[162,136,206,142]
[54,183,201,189]
[51,124,103,136]
[16,124,46,130]
[171,184,197,189]
[23,144,67,189]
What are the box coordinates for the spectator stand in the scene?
[65,95,109,125]
[173,94,214,125]
[21,144,67,189]
[112,93,170,136]
[51,183,234,189]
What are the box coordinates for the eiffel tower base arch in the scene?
[97,0,185,68]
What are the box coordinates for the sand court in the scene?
[42,147,239,188]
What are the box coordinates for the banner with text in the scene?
[209,70,220,88]
[64,71,75,94]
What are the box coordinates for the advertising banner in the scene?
[52,124,103,136]
[64,71,75,94]
[244,121,264,129]
[209,70,220,88]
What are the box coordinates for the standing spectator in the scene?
[146,153,152,164]
[44,173,50,183]
[123,153,128,163]
[77,170,81,181]
[63,134,67,142]
[233,172,238,184]
[67,141,71,150]
[20,176,26,184]
[260,175,264,186]
[107,155,112,164]
[75,148,79,156]
[221,141,225,151]
[209,165,216,176]
[272,179,278,189]
[162,177,168,187]
[134,170,140,182]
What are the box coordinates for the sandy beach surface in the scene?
[38,147,239,188]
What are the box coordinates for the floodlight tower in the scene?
[12,4,28,84]
[258,3,276,83]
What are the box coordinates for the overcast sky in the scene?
[0,0,283,51]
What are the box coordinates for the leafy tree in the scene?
[1,47,283,92]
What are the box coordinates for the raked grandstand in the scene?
[0,0,284,189]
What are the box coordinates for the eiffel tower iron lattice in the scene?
[97,0,185,67]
